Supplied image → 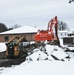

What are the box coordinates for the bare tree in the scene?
[69,0,74,3]
[12,24,21,29]
[0,23,8,32]
[58,21,69,31]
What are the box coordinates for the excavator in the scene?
[6,36,25,58]
[5,16,60,58]
[35,16,60,45]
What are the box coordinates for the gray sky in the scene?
[0,0,74,30]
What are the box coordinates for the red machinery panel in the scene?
[35,16,58,42]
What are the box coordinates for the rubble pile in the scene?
[26,44,74,62]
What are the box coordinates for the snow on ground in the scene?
[45,45,54,54]
[0,43,6,52]
[0,61,74,75]
[26,50,47,61]
[0,41,74,75]
[52,50,68,59]
[26,44,69,62]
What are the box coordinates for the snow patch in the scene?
[1,61,74,75]
[45,45,54,54]
[26,50,47,61]
[0,43,6,52]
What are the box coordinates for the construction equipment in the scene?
[6,36,25,58]
[35,16,60,45]
[5,16,60,58]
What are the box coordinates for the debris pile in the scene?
[26,44,74,62]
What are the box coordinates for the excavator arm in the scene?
[47,16,60,46]
[48,16,60,45]
[48,16,58,37]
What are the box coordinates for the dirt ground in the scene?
[0,51,27,67]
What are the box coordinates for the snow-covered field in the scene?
[0,40,74,75]
[1,61,74,75]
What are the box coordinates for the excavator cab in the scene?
[6,36,25,58]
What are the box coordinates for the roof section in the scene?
[0,26,38,35]
[58,30,69,33]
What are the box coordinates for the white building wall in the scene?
[58,30,69,39]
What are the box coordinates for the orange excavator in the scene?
[35,16,60,45]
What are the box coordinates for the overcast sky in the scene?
[0,0,74,30]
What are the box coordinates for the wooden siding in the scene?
[0,33,36,42]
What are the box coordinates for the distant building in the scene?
[58,30,70,39]
[58,30,74,46]
[0,26,38,42]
